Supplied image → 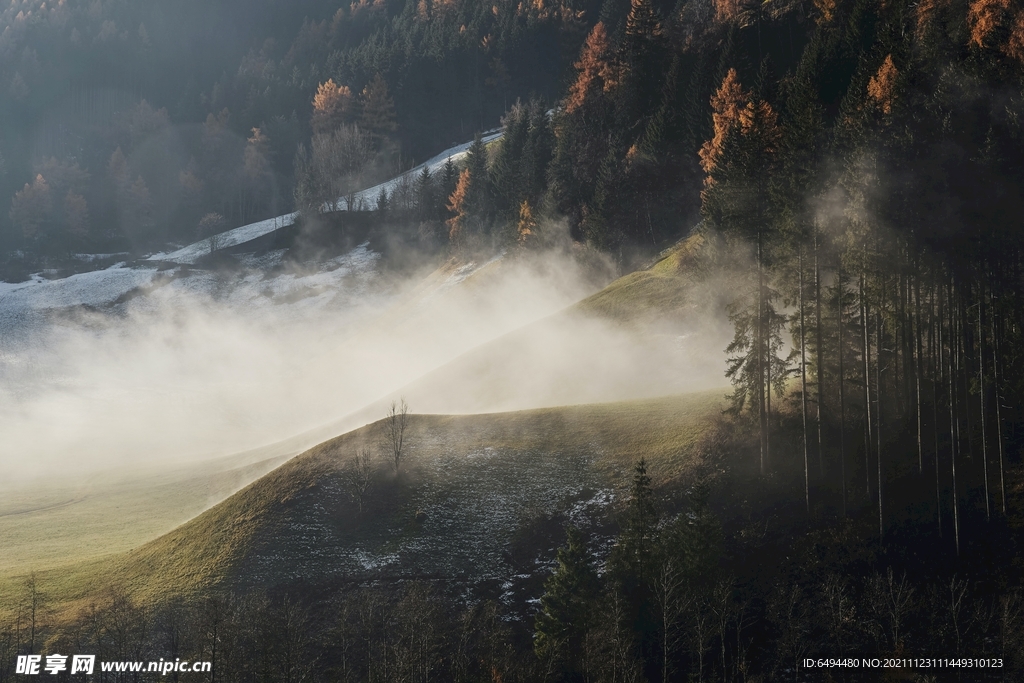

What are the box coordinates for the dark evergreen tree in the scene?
[533,527,600,680]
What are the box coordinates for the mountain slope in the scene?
[23,391,723,618]
[303,233,726,432]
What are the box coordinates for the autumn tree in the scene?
[701,68,784,474]
[968,0,1016,50]
[445,133,492,247]
[564,22,617,115]
[446,167,472,248]
[866,55,898,116]
[516,199,537,247]
[311,79,355,134]
[550,21,620,243]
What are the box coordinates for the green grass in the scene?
[0,454,289,601]
[574,234,703,323]
[1,391,724,621]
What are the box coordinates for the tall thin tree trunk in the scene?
[861,270,873,500]
[933,281,942,538]
[838,262,847,518]
[948,280,961,557]
[915,271,924,474]
[815,230,825,478]
[960,293,973,462]
[801,246,810,515]
[992,297,1007,515]
[758,230,768,475]
[978,284,990,522]
[876,308,884,540]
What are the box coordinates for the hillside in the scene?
[10,391,724,620]
[0,451,289,577]
[0,235,715,596]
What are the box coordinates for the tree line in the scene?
[0,0,601,262]
[4,454,1023,682]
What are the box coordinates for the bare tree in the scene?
[342,447,375,513]
[381,398,409,474]
[197,212,226,254]
[652,555,691,683]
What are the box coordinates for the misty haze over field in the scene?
[0,238,729,486]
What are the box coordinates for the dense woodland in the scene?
[4,0,1024,680]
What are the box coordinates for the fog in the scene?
[0,237,731,488]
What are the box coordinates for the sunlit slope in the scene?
[0,452,290,575]
[573,233,705,322]
[26,392,722,615]
[317,234,726,426]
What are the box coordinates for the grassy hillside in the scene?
[0,235,721,619]
[0,452,290,575]
[573,233,705,323]
[1,391,724,621]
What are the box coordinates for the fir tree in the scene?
[533,527,600,677]
[416,165,435,221]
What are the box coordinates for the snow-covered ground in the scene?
[0,129,508,349]
[348,128,503,212]
[148,213,299,265]
[147,129,502,265]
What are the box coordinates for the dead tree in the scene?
[343,447,376,513]
[382,398,409,474]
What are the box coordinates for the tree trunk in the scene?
[915,271,924,474]
[861,270,873,500]
[815,230,824,478]
[932,280,942,538]
[758,230,768,475]
[978,284,990,522]
[947,280,961,557]
[992,298,1007,516]
[838,261,847,518]
[801,246,809,515]
[876,308,884,541]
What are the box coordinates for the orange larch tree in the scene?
[565,22,617,114]
[312,79,354,134]
[447,167,472,247]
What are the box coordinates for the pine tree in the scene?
[533,527,600,677]
[416,165,435,221]
[464,132,490,218]
[617,0,666,126]
[616,458,657,584]
[441,156,458,205]
[360,73,397,143]
[702,68,784,474]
